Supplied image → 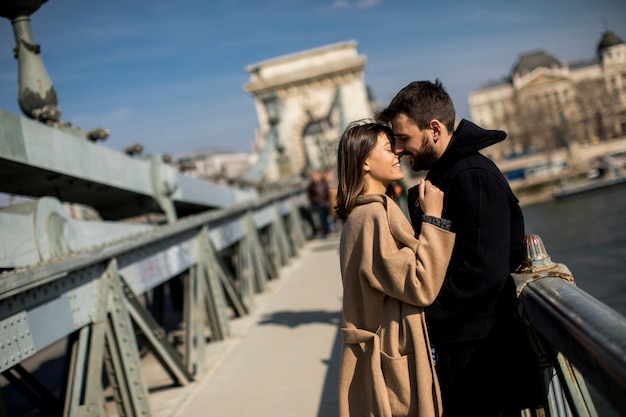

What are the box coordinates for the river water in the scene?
[521,181,626,416]
[522,182,626,317]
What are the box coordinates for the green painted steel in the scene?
[0,184,310,415]
[0,109,256,222]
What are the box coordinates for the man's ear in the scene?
[430,119,442,137]
[431,119,450,143]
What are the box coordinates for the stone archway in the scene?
[244,41,372,183]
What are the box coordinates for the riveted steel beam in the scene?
[62,260,151,417]
[0,185,311,416]
[119,278,193,387]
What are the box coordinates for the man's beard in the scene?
[410,140,438,172]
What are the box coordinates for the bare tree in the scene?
[573,77,621,142]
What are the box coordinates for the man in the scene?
[376,80,541,417]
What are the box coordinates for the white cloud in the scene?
[356,0,382,8]
[332,0,350,8]
[332,0,381,9]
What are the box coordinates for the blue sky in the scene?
[0,0,624,158]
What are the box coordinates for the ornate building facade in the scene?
[469,30,626,161]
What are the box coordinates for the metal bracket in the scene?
[64,260,151,417]
[272,202,292,267]
[184,227,233,376]
[244,212,271,293]
[119,277,193,386]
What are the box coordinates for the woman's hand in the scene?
[418,180,444,218]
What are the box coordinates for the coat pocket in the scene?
[380,351,417,417]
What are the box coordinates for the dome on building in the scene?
[512,50,562,75]
[597,30,625,54]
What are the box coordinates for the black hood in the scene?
[436,119,506,168]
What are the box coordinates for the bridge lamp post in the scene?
[0,0,60,123]
[0,0,109,142]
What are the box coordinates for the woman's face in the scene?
[363,132,404,192]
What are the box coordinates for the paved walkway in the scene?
[145,234,343,417]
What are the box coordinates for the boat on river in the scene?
[553,175,626,198]
[553,150,626,198]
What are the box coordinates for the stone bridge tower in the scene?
[242,41,372,183]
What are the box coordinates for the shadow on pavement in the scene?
[318,325,341,417]
[257,310,341,328]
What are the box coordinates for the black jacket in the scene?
[407,119,525,343]
[408,119,541,417]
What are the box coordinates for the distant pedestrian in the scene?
[335,120,455,417]
[307,170,331,238]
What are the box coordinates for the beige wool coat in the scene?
[338,194,455,417]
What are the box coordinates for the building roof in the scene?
[568,57,599,71]
[477,75,512,89]
[597,30,625,54]
[512,50,562,75]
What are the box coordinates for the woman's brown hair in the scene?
[334,120,397,220]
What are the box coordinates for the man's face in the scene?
[391,113,438,172]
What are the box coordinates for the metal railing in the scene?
[0,183,311,416]
[513,234,626,417]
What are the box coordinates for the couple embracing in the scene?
[335,80,541,417]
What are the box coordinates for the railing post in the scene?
[244,211,271,293]
[283,194,307,252]
[511,234,598,417]
[119,277,193,386]
[64,259,152,417]
[271,202,291,267]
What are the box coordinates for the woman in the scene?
[335,121,455,417]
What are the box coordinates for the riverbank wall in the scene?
[509,136,626,206]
